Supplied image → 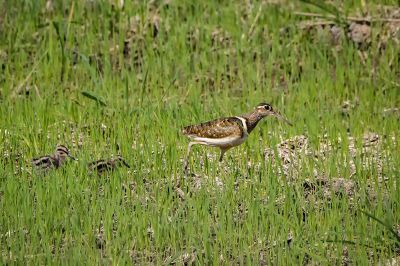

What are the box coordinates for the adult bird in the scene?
[182,103,292,171]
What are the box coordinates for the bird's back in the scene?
[182,117,245,139]
[31,156,57,170]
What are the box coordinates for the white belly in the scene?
[189,134,248,149]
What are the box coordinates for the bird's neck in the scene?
[241,111,265,134]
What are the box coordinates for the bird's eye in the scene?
[264,105,272,111]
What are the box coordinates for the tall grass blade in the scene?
[300,0,347,25]
[360,210,400,244]
[140,68,149,107]
[52,21,66,82]
[81,91,107,107]
[325,239,377,250]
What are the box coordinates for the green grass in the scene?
[1,0,399,264]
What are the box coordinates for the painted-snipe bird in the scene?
[88,155,130,176]
[182,103,292,170]
[31,145,76,172]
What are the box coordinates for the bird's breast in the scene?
[189,133,248,148]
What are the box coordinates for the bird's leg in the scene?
[216,148,229,177]
[184,142,193,173]
[184,141,200,176]
[219,148,228,162]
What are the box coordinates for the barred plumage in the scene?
[88,155,130,176]
[31,145,76,172]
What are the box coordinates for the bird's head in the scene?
[54,145,76,162]
[255,103,292,126]
[114,155,131,168]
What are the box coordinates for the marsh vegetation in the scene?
[0,0,399,264]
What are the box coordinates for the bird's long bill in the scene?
[273,112,293,126]
[68,153,77,160]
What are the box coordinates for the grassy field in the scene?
[1,0,399,264]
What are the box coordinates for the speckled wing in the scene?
[182,117,244,139]
[31,156,56,170]
[88,160,109,171]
